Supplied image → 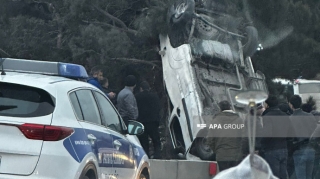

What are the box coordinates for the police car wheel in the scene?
[80,163,97,179]
[139,173,147,179]
[137,164,150,179]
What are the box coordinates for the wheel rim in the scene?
[174,3,187,18]
[201,138,211,152]
[140,173,147,179]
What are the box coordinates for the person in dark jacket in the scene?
[135,81,162,159]
[206,100,246,171]
[310,119,320,179]
[87,66,115,99]
[289,95,317,179]
[117,75,138,126]
[87,66,104,90]
[279,102,293,116]
[261,95,290,179]
[101,77,116,104]
[278,102,295,179]
[301,102,320,179]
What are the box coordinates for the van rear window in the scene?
[0,82,55,117]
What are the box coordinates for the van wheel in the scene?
[192,128,215,160]
[167,0,195,48]
[242,26,259,57]
[167,0,195,24]
[194,137,215,161]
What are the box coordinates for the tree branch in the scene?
[72,50,101,58]
[110,57,161,69]
[0,48,11,57]
[82,20,138,35]
[92,5,138,35]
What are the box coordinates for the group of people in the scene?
[87,66,162,159]
[86,65,320,178]
[208,95,320,179]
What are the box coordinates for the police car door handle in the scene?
[87,134,97,141]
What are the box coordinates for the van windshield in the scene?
[0,82,55,117]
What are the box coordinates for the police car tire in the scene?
[79,163,97,179]
[139,173,147,179]
[137,163,150,179]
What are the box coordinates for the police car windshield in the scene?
[0,82,55,117]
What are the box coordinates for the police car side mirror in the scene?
[127,121,144,135]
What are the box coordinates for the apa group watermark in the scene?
[197,123,245,129]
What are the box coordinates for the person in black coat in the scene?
[289,95,317,179]
[101,77,116,105]
[135,81,162,159]
[261,95,291,179]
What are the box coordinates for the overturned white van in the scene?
[159,0,268,160]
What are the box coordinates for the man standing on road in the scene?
[261,95,290,179]
[135,81,162,159]
[117,75,138,126]
[206,100,245,171]
[289,95,317,179]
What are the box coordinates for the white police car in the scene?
[0,58,150,179]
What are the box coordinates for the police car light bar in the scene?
[2,58,89,79]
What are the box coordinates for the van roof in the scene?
[294,79,320,84]
[272,78,292,85]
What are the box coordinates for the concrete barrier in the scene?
[149,159,218,179]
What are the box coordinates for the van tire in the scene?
[194,137,215,161]
[167,0,195,25]
[243,26,259,57]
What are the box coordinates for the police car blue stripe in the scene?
[63,128,92,163]
[63,138,80,162]
[63,127,147,168]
